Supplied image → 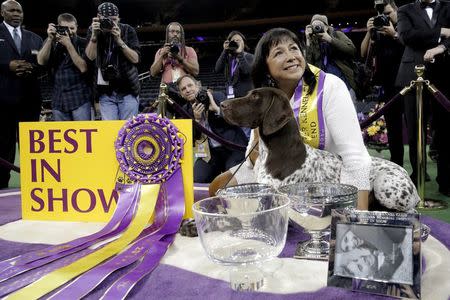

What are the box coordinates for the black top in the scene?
[86,23,141,96]
[183,91,248,147]
[215,51,254,98]
[370,30,404,88]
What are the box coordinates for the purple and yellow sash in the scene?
[292,64,326,150]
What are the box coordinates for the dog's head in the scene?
[221,87,293,135]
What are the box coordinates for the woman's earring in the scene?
[266,75,276,87]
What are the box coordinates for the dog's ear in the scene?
[262,91,293,136]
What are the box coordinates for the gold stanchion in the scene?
[412,65,447,210]
[157,83,169,118]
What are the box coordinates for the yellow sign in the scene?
[19,120,193,222]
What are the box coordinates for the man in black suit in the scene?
[177,74,247,183]
[0,0,43,188]
[395,0,450,195]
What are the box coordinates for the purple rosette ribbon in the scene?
[115,114,184,184]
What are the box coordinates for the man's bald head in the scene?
[1,0,21,11]
[1,0,23,27]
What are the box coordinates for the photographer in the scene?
[395,0,450,194]
[215,31,254,99]
[150,22,199,117]
[215,31,254,138]
[37,13,92,121]
[305,14,357,96]
[85,2,140,120]
[360,0,405,167]
[177,74,247,183]
[150,22,199,83]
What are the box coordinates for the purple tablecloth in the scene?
[0,187,449,299]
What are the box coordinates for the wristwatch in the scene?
[118,42,127,49]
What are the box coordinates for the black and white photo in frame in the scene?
[327,209,421,299]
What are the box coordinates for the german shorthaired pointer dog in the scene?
[219,87,419,212]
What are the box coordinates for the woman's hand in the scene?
[223,39,229,51]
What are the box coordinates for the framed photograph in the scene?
[327,209,421,299]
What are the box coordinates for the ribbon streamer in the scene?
[0,185,138,282]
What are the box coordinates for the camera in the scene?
[311,24,325,34]
[101,64,120,81]
[227,40,239,52]
[196,89,210,111]
[374,0,386,13]
[169,43,180,55]
[373,0,390,29]
[99,17,115,31]
[55,25,69,35]
[373,14,390,28]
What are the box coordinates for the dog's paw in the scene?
[179,219,198,237]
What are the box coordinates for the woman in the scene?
[215,31,254,139]
[232,28,371,209]
[215,31,254,99]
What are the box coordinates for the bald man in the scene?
[0,0,43,188]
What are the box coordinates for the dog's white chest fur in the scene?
[254,139,419,211]
[255,142,342,187]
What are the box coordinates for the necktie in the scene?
[13,27,21,53]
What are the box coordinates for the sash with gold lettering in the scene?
[292,64,326,150]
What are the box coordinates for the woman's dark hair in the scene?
[227,31,246,44]
[251,28,316,94]
[227,30,249,51]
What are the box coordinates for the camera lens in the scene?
[228,40,239,52]
[373,15,389,28]
[312,24,324,34]
[170,43,180,55]
[100,17,114,30]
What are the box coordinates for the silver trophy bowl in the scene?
[278,182,357,260]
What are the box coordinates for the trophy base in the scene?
[417,198,448,211]
[293,239,329,261]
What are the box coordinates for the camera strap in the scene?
[230,58,239,76]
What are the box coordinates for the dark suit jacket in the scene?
[0,23,43,109]
[395,1,450,87]
[184,91,248,148]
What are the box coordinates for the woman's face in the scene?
[340,230,364,252]
[266,38,306,86]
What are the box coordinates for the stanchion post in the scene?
[157,83,168,118]
[414,65,426,208]
[410,65,448,210]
